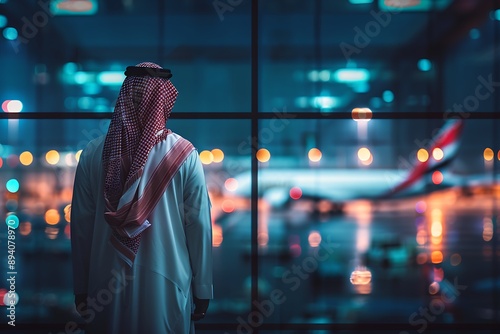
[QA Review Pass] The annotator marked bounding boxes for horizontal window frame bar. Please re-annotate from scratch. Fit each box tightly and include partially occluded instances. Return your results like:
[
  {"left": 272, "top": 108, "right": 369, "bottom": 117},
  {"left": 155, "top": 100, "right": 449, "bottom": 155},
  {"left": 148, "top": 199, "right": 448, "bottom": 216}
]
[{"left": 0, "top": 111, "right": 497, "bottom": 120}]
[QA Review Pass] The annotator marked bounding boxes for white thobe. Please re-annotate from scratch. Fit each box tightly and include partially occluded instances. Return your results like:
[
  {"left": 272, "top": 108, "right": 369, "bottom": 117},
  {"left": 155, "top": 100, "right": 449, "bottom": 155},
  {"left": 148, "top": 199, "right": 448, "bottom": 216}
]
[{"left": 71, "top": 132, "right": 213, "bottom": 334}]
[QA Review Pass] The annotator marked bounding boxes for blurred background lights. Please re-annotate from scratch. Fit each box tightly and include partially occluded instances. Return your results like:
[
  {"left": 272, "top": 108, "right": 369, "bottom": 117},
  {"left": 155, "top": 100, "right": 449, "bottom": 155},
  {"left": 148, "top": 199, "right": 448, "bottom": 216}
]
[
  {"left": 64, "top": 204, "right": 71, "bottom": 222},
  {"left": 318, "top": 70, "right": 330, "bottom": 81},
  {"left": 221, "top": 199, "right": 235, "bottom": 213},
  {"left": 7, "top": 154, "right": 18, "bottom": 168},
  {"left": 19, "top": 222, "right": 32, "bottom": 236},
  {"left": 3, "top": 100, "right": 23, "bottom": 112},
  {"left": 417, "top": 148, "right": 429, "bottom": 162},
  {"left": 0, "top": 15, "right": 7, "bottom": 28},
  {"left": 450, "top": 253, "right": 462, "bottom": 266},
  {"left": 65, "top": 153, "right": 76, "bottom": 166},
  {"left": 2, "top": 27, "right": 18, "bottom": 41},
  {"left": 483, "top": 147, "right": 494, "bottom": 161},
  {"left": 432, "top": 147, "right": 444, "bottom": 161},
  {"left": 308, "top": 148, "right": 322, "bottom": 162},
  {"left": 256, "top": 148, "right": 271, "bottom": 163},
  {"left": 46, "top": 150, "right": 60, "bottom": 165},
  {"left": 75, "top": 150, "right": 82, "bottom": 162},
  {"left": 382, "top": 90, "right": 394, "bottom": 103},
  {"left": 469, "top": 28, "right": 481, "bottom": 40},
  {"left": 357, "top": 147, "right": 371, "bottom": 162},
  {"left": 308, "top": 231, "right": 321, "bottom": 247},
  {"left": 45, "top": 209, "right": 60, "bottom": 225},
  {"left": 431, "top": 250, "right": 443, "bottom": 264},
  {"left": 350, "top": 266, "right": 372, "bottom": 285},
  {"left": 415, "top": 200, "right": 427, "bottom": 214},
  {"left": 312, "top": 96, "right": 338, "bottom": 109},
  {"left": 224, "top": 178, "right": 238, "bottom": 192},
  {"left": 349, "top": 0, "right": 373, "bottom": 4},
  {"left": 211, "top": 149, "right": 224, "bottom": 163},
  {"left": 418, "top": 58, "right": 432, "bottom": 71},
  {"left": 429, "top": 281, "right": 440, "bottom": 295},
  {"left": 63, "top": 62, "right": 79, "bottom": 74},
  {"left": 494, "top": 9, "right": 500, "bottom": 21},
  {"left": 3, "top": 291, "right": 19, "bottom": 307},
  {"left": 1, "top": 100, "right": 9, "bottom": 112},
  {"left": 19, "top": 151, "right": 33, "bottom": 166},
  {"left": 432, "top": 171, "right": 443, "bottom": 185},
  {"left": 199, "top": 150, "right": 214, "bottom": 165},
  {"left": 289, "top": 186, "right": 302, "bottom": 200},
  {"left": 97, "top": 71, "right": 125, "bottom": 85},
  {"left": 352, "top": 107, "right": 372, "bottom": 121},
  {"left": 212, "top": 223, "right": 223, "bottom": 247},
  {"left": 5, "top": 214, "right": 19, "bottom": 229},
  {"left": 333, "top": 68, "right": 370, "bottom": 82},
  {"left": 307, "top": 70, "right": 319, "bottom": 82},
  {"left": 6, "top": 179, "right": 19, "bottom": 193}
]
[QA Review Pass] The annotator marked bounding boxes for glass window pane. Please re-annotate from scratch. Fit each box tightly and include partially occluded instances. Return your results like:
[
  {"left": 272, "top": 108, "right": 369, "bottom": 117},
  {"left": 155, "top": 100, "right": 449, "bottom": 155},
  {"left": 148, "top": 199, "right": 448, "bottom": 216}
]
[
  {"left": 256, "top": 118, "right": 498, "bottom": 325},
  {"left": 0, "top": 119, "right": 250, "bottom": 325}
]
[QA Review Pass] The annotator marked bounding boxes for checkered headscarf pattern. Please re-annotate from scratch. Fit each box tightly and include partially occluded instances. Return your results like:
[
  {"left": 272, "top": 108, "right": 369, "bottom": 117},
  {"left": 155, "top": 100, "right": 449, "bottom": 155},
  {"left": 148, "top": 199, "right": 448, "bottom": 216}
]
[
  {"left": 103, "top": 62, "right": 178, "bottom": 210},
  {"left": 102, "top": 62, "right": 178, "bottom": 257}
]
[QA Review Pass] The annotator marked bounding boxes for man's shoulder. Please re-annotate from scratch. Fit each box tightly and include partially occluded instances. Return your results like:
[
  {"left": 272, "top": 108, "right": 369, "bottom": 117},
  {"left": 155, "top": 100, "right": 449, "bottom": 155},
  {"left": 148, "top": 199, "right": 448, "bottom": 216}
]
[{"left": 79, "top": 135, "right": 105, "bottom": 162}]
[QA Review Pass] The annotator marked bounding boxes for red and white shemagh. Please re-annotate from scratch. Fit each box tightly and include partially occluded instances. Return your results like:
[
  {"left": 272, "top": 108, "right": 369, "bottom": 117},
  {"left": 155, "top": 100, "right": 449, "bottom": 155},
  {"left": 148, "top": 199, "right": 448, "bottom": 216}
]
[{"left": 102, "top": 62, "right": 178, "bottom": 265}]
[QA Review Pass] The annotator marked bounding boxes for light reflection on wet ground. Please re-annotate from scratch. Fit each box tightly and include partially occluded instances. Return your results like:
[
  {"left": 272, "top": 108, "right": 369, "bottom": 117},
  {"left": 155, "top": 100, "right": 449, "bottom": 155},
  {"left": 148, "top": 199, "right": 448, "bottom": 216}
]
[{"left": 1, "top": 187, "right": 499, "bottom": 331}]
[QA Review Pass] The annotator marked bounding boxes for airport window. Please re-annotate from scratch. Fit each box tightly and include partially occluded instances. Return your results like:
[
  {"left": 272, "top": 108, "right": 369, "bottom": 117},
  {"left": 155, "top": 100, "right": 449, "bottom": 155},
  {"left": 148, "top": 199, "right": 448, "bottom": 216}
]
[{"left": 0, "top": 0, "right": 499, "bottom": 333}]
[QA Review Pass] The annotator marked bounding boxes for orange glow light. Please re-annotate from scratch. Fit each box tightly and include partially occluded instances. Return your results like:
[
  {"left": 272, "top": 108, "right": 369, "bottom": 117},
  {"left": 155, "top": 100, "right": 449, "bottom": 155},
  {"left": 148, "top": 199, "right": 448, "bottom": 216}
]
[
  {"left": 256, "top": 149, "right": 271, "bottom": 163},
  {"left": 212, "top": 224, "right": 223, "bottom": 247},
  {"left": 75, "top": 150, "right": 82, "bottom": 162},
  {"left": 308, "top": 148, "right": 322, "bottom": 162},
  {"left": 417, "top": 148, "right": 429, "bottom": 162},
  {"left": 432, "top": 171, "right": 443, "bottom": 185},
  {"left": 211, "top": 149, "right": 224, "bottom": 163},
  {"left": 350, "top": 267, "right": 372, "bottom": 285},
  {"left": 45, "top": 209, "right": 60, "bottom": 225},
  {"left": 351, "top": 108, "right": 372, "bottom": 121},
  {"left": 484, "top": 148, "right": 494, "bottom": 161},
  {"left": 19, "top": 151, "right": 33, "bottom": 166},
  {"left": 199, "top": 150, "right": 214, "bottom": 165},
  {"left": 64, "top": 204, "right": 71, "bottom": 223},
  {"left": 46, "top": 150, "right": 60, "bottom": 165},
  {"left": 431, "top": 250, "right": 443, "bottom": 264}
]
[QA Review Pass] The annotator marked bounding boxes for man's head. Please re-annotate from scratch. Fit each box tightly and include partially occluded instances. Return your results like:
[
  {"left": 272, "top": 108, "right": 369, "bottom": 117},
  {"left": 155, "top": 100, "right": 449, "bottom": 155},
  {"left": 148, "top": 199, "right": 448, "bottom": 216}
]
[{"left": 119, "top": 62, "right": 178, "bottom": 128}]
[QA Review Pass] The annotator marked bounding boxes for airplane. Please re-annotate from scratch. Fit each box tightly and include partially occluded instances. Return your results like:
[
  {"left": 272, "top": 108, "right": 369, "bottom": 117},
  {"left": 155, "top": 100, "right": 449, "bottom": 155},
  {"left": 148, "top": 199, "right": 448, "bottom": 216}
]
[{"left": 223, "top": 119, "right": 466, "bottom": 213}]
